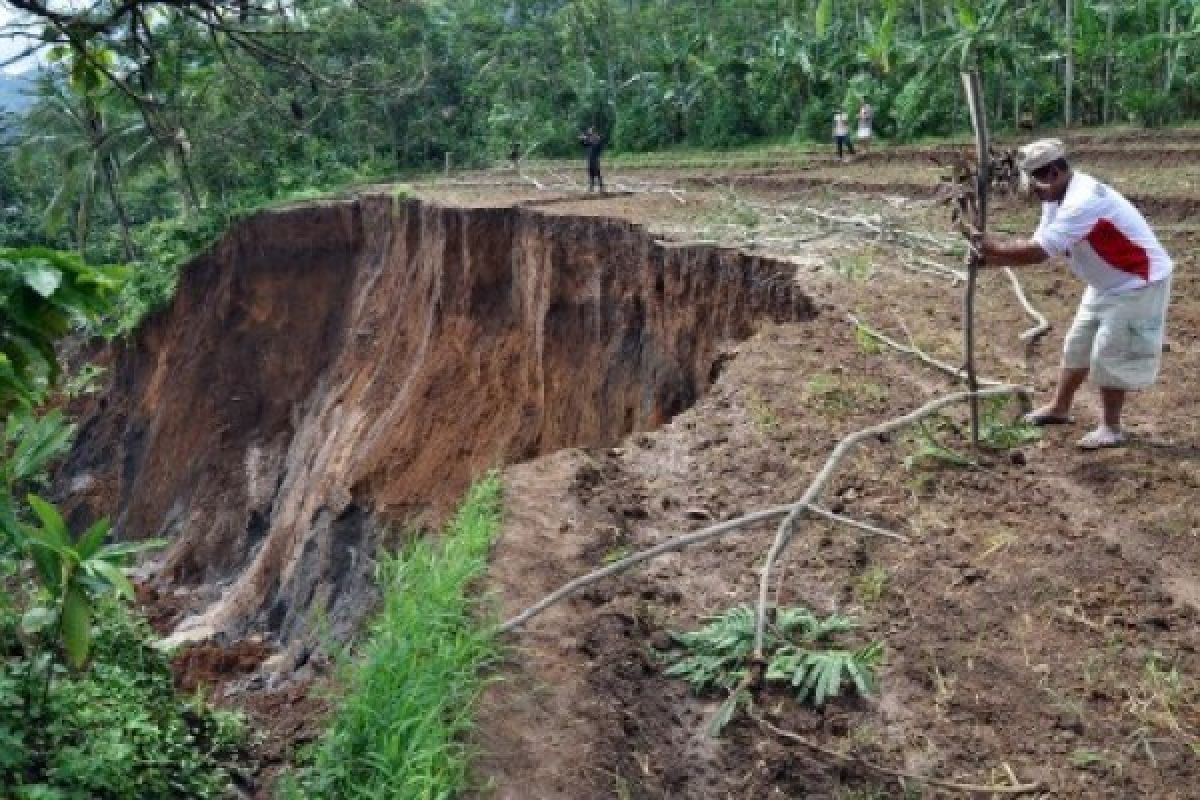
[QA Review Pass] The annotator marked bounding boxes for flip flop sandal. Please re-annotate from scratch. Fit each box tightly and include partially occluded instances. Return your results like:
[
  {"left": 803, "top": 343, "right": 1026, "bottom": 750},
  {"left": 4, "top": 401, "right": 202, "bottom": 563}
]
[
  {"left": 1077, "top": 428, "right": 1126, "bottom": 450},
  {"left": 1023, "top": 409, "right": 1074, "bottom": 426}
]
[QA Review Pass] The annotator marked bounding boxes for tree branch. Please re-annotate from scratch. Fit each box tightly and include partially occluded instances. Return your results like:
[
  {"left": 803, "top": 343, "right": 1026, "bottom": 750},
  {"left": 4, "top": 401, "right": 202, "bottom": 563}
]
[
  {"left": 498, "top": 504, "right": 905, "bottom": 634},
  {"left": 1003, "top": 267, "right": 1051, "bottom": 344},
  {"left": 848, "top": 313, "right": 1006, "bottom": 387},
  {"left": 751, "top": 386, "right": 1029, "bottom": 657}
]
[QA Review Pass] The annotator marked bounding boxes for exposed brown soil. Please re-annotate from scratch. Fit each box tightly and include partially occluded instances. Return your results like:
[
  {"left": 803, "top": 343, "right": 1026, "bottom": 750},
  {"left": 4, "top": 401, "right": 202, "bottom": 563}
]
[
  {"left": 62, "top": 131, "right": 1200, "bottom": 797},
  {"left": 463, "top": 145, "right": 1200, "bottom": 798},
  {"left": 64, "top": 197, "right": 810, "bottom": 656},
  {"left": 695, "top": 165, "right": 1200, "bottom": 225},
  {"left": 171, "top": 638, "right": 272, "bottom": 693}
]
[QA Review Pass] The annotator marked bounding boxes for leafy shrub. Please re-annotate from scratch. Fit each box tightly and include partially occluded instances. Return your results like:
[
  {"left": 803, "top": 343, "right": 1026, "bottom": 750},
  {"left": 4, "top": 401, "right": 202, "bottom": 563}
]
[
  {"left": 0, "top": 247, "right": 126, "bottom": 408},
  {"left": 892, "top": 73, "right": 961, "bottom": 142},
  {"left": 801, "top": 97, "right": 835, "bottom": 142},
  {"left": 659, "top": 605, "right": 883, "bottom": 735},
  {"left": 0, "top": 598, "right": 246, "bottom": 799},
  {"left": 1119, "top": 89, "right": 1175, "bottom": 128}
]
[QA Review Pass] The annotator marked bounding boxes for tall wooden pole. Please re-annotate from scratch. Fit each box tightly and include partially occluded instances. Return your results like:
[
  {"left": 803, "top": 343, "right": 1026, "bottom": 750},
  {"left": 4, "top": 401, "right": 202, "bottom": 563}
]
[
  {"left": 961, "top": 71, "right": 990, "bottom": 448},
  {"left": 1065, "top": 0, "right": 1074, "bottom": 127}
]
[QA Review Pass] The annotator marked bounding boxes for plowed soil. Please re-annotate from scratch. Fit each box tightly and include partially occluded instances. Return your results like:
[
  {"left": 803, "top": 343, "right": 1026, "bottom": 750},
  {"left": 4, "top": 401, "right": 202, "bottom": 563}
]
[{"left": 450, "top": 136, "right": 1200, "bottom": 798}]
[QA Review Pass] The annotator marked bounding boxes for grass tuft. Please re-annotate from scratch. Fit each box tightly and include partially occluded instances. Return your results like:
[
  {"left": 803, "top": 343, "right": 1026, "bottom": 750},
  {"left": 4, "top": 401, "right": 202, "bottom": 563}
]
[{"left": 286, "top": 472, "right": 504, "bottom": 800}]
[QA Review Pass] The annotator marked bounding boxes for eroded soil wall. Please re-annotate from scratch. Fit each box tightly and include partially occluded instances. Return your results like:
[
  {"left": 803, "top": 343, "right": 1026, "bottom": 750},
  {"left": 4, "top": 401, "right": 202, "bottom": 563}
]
[{"left": 65, "top": 194, "right": 813, "bottom": 645}]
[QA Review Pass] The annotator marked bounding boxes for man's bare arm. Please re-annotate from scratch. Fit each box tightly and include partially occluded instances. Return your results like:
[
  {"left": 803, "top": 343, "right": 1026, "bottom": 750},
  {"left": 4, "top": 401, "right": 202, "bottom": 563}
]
[{"left": 976, "top": 235, "right": 1050, "bottom": 267}]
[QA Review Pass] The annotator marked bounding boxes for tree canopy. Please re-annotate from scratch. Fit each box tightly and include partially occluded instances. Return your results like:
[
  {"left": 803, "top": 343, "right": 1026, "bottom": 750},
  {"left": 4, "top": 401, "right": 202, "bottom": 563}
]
[{"left": 3, "top": 0, "right": 1199, "bottom": 287}]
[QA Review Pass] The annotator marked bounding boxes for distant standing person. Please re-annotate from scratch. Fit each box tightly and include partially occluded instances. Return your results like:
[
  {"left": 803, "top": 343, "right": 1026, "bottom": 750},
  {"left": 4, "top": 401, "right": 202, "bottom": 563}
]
[
  {"left": 857, "top": 102, "right": 874, "bottom": 153},
  {"left": 579, "top": 127, "right": 606, "bottom": 192},
  {"left": 833, "top": 110, "right": 854, "bottom": 161},
  {"left": 508, "top": 142, "right": 521, "bottom": 172}
]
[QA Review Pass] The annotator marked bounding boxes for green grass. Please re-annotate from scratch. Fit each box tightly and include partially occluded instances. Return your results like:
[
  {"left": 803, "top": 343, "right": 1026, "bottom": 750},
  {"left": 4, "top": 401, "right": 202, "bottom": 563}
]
[
  {"left": 854, "top": 565, "right": 889, "bottom": 607},
  {"left": 285, "top": 473, "right": 504, "bottom": 800},
  {"left": 0, "top": 597, "right": 246, "bottom": 799}
]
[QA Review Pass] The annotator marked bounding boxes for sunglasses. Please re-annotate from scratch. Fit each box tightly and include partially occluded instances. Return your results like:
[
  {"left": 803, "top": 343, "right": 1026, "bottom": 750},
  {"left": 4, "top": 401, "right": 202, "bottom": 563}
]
[{"left": 1027, "top": 164, "right": 1059, "bottom": 187}]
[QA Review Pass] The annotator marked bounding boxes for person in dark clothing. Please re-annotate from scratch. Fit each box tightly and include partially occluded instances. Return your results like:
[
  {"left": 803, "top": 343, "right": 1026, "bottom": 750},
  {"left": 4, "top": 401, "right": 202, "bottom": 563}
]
[
  {"left": 578, "top": 127, "right": 606, "bottom": 191},
  {"left": 508, "top": 142, "right": 521, "bottom": 171}
]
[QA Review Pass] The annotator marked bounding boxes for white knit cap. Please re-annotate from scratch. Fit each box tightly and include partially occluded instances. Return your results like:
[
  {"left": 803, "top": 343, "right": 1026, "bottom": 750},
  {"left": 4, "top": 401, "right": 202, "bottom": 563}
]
[{"left": 1016, "top": 138, "right": 1067, "bottom": 173}]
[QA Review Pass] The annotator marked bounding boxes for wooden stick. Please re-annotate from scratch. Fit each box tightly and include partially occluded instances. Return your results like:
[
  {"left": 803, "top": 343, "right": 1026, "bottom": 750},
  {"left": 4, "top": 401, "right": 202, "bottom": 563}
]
[
  {"left": 498, "top": 504, "right": 904, "bottom": 634},
  {"left": 961, "top": 70, "right": 991, "bottom": 448}
]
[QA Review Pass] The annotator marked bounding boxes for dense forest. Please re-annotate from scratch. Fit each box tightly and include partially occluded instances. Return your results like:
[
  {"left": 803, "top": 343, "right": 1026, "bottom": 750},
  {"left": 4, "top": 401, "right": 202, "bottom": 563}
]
[{"left": 1, "top": 0, "right": 1199, "bottom": 283}]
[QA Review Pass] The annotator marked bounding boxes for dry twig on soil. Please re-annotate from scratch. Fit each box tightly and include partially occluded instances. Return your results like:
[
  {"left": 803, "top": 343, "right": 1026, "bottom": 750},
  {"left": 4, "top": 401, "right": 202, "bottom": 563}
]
[
  {"left": 751, "top": 711, "right": 1044, "bottom": 796},
  {"left": 912, "top": 254, "right": 968, "bottom": 282},
  {"left": 786, "top": 204, "right": 961, "bottom": 254},
  {"left": 848, "top": 314, "right": 1006, "bottom": 387}
]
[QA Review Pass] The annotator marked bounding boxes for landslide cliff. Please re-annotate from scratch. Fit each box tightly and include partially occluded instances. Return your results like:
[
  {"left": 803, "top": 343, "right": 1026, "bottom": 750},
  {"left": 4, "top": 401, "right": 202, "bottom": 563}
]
[{"left": 64, "top": 193, "right": 814, "bottom": 648}]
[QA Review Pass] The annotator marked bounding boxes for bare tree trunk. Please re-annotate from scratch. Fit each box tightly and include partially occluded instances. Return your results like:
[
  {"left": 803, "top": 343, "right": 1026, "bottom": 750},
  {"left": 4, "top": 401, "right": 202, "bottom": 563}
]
[
  {"left": 1103, "top": 1, "right": 1115, "bottom": 124},
  {"left": 918, "top": 0, "right": 927, "bottom": 36},
  {"left": 101, "top": 155, "right": 135, "bottom": 261},
  {"left": 1064, "top": 0, "right": 1074, "bottom": 128},
  {"left": 173, "top": 145, "right": 199, "bottom": 218},
  {"left": 1159, "top": 0, "right": 1169, "bottom": 89},
  {"left": 76, "top": 171, "right": 95, "bottom": 261},
  {"left": 1164, "top": 6, "right": 1177, "bottom": 94},
  {"left": 995, "top": 76, "right": 1004, "bottom": 127}
]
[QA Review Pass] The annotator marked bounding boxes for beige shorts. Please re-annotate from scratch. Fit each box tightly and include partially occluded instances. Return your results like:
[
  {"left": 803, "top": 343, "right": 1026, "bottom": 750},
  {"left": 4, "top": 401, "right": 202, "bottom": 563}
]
[{"left": 1062, "top": 277, "right": 1171, "bottom": 390}]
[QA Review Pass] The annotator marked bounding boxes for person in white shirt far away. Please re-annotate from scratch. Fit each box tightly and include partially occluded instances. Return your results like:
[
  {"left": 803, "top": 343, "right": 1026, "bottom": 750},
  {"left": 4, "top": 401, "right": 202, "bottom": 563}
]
[
  {"left": 833, "top": 111, "right": 854, "bottom": 161},
  {"left": 856, "top": 102, "right": 873, "bottom": 153},
  {"left": 963, "top": 138, "right": 1173, "bottom": 450}
]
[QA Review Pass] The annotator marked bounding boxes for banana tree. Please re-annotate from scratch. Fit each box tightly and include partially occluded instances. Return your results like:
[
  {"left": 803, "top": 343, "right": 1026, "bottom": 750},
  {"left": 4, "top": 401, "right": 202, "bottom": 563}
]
[
  {"left": 929, "top": 0, "right": 1042, "bottom": 128},
  {"left": 748, "top": 21, "right": 832, "bottom": 131},
  {"left": 857, "top": 0, "right": 899, "bottom": 77},
  {"left": 21, "top": 60, "right": 153, "bottom": 260}
]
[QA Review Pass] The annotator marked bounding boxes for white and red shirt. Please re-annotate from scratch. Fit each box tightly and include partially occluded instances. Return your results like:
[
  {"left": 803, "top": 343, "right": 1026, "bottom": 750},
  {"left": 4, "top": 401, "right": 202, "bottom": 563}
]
[{"left": 1033, "top": 171, "right": 1172, "bottom": 298}]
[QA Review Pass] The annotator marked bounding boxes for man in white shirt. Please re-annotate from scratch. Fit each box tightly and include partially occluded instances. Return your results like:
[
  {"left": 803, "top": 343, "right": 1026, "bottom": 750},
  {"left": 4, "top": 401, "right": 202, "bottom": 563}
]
[
  {"left": 967, "top": 138, "right": 1173, "bottom": 449},
  {"left": 833, "top": 111, "right": 854, "bottom": 161},
  {"left": 856, "top": 102, "right": 874, "bottom": 153}
]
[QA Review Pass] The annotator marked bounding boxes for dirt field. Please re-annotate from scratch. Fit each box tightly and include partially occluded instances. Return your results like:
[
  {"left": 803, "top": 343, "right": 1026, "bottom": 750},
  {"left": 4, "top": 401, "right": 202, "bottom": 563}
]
[
  {"left": 101, "top": 128, "right": 1200, "bottom": 798},
  {"left": 438, "top": 133, "right": 1200, "bottom": 799}
]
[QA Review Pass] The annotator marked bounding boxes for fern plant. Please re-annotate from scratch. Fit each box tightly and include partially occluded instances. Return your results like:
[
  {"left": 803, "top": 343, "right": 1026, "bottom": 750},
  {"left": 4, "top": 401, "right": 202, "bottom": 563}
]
[
  {"left": 766, "top": 642, "right": 883, "bottom": 707},
  {"left": 903, "top": 417, "right": 976, "bottom": 470},
  {"left": 659, "top": 605, "right": 883, "bottom": 735},
  {"left": 662, "top": 605, "right": 758, "bottom": 691},
  {"left": 904, "top": 398, "right": 1040, "bottom": 470},
  {"left": 977, "top": 396, "right": 1041, "bottom": 449}
]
